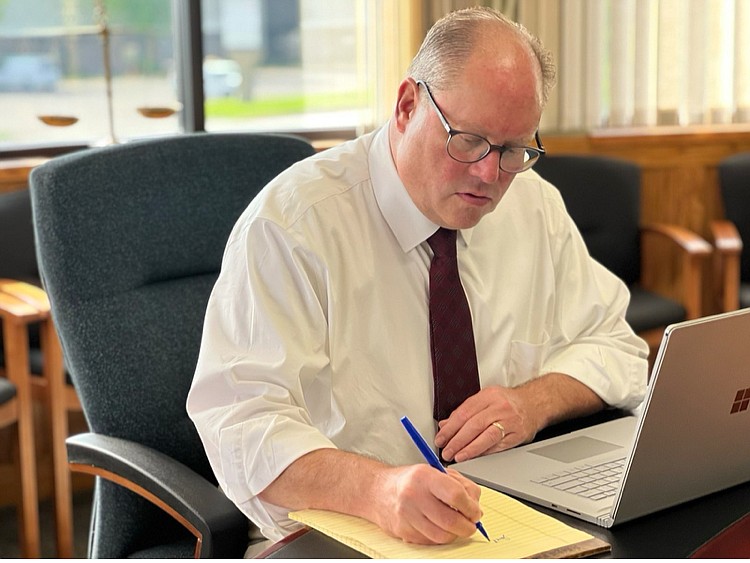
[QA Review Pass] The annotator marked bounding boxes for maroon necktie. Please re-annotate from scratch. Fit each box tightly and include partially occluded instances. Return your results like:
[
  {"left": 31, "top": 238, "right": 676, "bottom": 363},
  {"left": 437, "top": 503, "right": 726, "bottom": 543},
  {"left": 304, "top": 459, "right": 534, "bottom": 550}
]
[{"left": 427, "top": 228, "right": 480, "bottom": 421}]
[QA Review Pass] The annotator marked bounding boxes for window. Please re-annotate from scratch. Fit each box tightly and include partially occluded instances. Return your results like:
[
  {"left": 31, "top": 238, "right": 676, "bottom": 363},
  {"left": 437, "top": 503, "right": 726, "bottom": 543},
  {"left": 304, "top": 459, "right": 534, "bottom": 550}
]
[
  {"left": 0, "top": 0, "right": 179, "bottom": 149},
  {"left": 199, "top": 0, "right": 370, "bottom": 136},
  {"left": 3, "top": 0, "right": 746, "bottom": 155},
  {"left": 0, "top": 0, "right": 408, "bottom": 152}
]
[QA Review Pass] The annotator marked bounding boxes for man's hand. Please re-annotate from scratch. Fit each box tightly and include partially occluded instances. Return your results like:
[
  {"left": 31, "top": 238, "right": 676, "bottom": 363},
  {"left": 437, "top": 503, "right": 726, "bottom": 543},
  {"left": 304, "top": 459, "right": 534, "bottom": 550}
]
[
  {"left": 435, "top": 373, "right": 605, "bottom": 463},
  {"left": 259, "top": 448, "right": 484, "bottom": 545},
  {"left": 372, "top": 464, "right": 483, "bottom": 544},
  {"left": 435, "top": 385, "right": 539, "bottom": 462}
]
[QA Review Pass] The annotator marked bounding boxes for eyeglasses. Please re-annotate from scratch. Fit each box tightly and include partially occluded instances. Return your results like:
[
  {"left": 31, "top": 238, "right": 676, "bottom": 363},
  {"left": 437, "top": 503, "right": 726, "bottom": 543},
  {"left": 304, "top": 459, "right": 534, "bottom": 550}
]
[{"left": 416, "top": 80, "right": 545, "bottom": 173}]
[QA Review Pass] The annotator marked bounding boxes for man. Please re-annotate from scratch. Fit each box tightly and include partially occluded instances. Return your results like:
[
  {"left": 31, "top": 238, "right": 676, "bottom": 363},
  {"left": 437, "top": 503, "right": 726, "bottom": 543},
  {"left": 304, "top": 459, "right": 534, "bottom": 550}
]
[{"left": 187, "top": 6, "right": 648, "bottom": 549}]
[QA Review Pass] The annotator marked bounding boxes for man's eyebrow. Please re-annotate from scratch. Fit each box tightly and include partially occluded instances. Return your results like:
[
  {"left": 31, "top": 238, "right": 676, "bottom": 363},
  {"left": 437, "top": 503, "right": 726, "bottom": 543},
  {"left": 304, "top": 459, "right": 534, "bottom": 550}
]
[
  {"left": 444, "top": 105, "right": 536, "bottom": 146},
  {"left": 484, "top": 129, "right": 536, "bottom": 147}
]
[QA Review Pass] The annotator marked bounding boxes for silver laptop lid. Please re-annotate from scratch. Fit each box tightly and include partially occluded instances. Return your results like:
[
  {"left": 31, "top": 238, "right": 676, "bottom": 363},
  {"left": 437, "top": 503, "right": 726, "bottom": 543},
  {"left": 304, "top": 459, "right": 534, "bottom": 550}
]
[{"left": 613, "top": 308, "right": 750, "bottom": 523}]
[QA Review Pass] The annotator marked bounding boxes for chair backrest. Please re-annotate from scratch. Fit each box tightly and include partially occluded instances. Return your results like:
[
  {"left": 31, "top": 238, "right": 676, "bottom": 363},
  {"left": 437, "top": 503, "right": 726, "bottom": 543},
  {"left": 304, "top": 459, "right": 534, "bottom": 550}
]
[
  {"left": 718, "top": 152, "right": 750, "bottom": 283},
  {"left": 29, "top": 132, "right": 315, "bottom": 556},
  {"left": 533, "top": 154, "right": 642, "bottom": 286},
  {"left": 0, "top": 189, "right": 39, "bottom": 285}
]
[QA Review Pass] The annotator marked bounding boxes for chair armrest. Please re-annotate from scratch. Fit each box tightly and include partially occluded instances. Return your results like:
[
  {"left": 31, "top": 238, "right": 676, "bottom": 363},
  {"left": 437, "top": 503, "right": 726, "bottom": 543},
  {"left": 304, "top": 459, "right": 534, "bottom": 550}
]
[
  {"left": 641, "top": 223, "right": 713, "bottom": 255},
  {"left": 0, "top": 279, "right": 49, "bottom": 324},
  {"left": 640, "top": 223, "right": 712, "bottom": 320},
  {"left": 709, "top": 220, "right": 743, "bottom": 312},
  {"left": 0, "top": 281, "right": 48, "bottom": 391},
  {"left": 0, "top": 277, "right": 67, "bottom": 399},
  {"left": 67, "top": 432, "right": 249, "bottom": 558},
  {"left": 710, "top": 220, "right": 743, "bottom": 255}
]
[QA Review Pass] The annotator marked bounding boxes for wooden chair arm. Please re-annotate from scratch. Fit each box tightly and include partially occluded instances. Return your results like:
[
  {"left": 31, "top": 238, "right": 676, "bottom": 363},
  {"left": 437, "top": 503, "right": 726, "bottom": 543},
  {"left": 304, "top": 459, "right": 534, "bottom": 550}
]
[
  {"left": 68, "top": 433, "right": 249, "bottom": 558},
  {"left": 0, "top": 279, "right": 50, "bottom": 328},
  {"left": 0, "top": 279, "right": 64, "bottom": 396},
  {"left": 0, "top": 280, "right": 53, "bottom": 389},
  {"left": 710, "top": 220, "right": 742, "bottom": 254},
  {"left": 709, "top": 220, "right": 742, "bottom": 312},
  {"left": 640, "top": 223, "right": 712, "bottom": 320},
  {"left": 641, "top": 223, "right": 713, "bottom": 256}
]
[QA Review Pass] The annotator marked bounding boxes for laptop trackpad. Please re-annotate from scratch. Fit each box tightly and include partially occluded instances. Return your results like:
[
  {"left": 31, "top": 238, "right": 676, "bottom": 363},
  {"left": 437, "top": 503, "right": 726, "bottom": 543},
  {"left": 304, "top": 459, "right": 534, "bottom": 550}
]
[{"left": 529, "top": 436, "right": 621, "bottom": 463}]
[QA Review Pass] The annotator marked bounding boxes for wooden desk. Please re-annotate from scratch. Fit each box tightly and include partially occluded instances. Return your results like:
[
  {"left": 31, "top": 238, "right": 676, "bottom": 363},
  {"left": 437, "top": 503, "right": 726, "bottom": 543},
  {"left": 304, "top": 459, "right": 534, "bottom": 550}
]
[
  {"left": 262, "top": 410, "right": 750, "bottom": 559},
  {"left": 263, "top": 482, "right": 750, "bottom": 558}
]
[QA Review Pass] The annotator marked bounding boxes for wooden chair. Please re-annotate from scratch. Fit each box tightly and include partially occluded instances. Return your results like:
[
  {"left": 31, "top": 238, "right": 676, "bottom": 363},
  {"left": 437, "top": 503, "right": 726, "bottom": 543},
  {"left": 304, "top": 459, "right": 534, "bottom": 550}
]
[
  {"left": 534, "top": 155, "right": 712, "bottom": 360},
  {"left": 0, "top": 284, "right": 41, "bottom": 558},
  {"left": 711, "top": 152, "right": 750, "bottom": 312},
  {"left": 0, "top": 188, "right": 78, "bottom": 558}
]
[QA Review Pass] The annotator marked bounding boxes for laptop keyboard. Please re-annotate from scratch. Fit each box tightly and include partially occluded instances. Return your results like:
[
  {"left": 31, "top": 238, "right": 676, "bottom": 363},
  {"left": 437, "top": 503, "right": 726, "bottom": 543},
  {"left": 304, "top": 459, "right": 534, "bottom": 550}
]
[{"left": 532, "top": 458, "right": 626, "bottom": 501}]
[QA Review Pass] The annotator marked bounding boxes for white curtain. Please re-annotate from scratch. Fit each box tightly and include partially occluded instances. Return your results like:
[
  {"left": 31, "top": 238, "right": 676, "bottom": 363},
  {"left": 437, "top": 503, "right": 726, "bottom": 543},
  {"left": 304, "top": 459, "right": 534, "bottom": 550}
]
[
  {"left": 517, "top": 0, "right": 750, "bottom": 132},
  {"left": 371, "top": 0, "right": 750, "bottom": 133}
]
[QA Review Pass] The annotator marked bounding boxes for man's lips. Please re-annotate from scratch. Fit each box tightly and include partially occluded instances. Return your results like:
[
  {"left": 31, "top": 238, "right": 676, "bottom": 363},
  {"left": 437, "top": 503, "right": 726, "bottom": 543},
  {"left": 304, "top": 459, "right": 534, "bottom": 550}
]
[{"left": 457, "top": 192, "right": 492, "bottom": 205}]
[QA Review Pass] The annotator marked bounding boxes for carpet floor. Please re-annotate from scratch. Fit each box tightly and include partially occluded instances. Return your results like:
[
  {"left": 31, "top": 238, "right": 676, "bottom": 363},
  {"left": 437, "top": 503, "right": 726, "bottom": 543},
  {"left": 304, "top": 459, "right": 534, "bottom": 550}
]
[{"left": 0, "top": 490, "right": 92, "bottom": 558}]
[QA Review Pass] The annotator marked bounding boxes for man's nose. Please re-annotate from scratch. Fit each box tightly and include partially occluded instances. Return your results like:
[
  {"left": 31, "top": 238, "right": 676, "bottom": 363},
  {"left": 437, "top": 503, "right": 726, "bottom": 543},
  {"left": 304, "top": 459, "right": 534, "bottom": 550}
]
[{"left": 468, "top": 150, "right": 502, "bottom": 183}]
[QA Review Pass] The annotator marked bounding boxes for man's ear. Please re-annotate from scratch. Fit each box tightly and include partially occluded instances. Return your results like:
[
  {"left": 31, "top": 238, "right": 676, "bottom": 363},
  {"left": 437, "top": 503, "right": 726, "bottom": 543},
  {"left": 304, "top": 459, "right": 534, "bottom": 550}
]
[{"left": 393, "top": 78, "right": 420, "bottom": 133}]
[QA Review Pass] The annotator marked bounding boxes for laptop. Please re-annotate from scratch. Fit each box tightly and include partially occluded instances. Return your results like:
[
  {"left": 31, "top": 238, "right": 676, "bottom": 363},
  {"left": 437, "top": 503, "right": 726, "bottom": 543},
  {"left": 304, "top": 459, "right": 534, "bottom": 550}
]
[{"left": 454, "top": 308, "right": 750, "bottom": 528}]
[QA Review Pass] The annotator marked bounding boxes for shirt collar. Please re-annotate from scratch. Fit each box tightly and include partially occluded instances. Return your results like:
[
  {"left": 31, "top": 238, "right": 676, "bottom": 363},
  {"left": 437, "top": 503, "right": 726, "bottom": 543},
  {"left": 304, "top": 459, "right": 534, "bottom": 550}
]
[{"left": 370, "top": 124, "right": 474, "bottom": 253}]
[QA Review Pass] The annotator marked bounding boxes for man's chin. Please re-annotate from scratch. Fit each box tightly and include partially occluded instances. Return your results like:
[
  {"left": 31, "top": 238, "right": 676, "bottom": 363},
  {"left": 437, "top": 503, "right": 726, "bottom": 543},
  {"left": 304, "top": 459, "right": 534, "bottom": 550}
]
[{"left": 449, "top": 201, "right": 499, "bottom": 229}]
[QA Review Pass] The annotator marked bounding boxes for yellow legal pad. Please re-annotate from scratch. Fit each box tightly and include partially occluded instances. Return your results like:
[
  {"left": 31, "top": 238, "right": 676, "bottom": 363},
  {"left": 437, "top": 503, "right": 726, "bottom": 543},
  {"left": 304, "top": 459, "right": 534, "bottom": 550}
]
[{"left": 289, "top": 485, "right": 610, "bottom": 558}]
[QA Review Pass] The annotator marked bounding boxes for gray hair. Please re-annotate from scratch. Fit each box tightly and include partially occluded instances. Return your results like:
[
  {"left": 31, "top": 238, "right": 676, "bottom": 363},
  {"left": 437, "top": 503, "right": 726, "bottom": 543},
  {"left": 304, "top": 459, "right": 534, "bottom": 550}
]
[{"left": 407, "top": 6, "right": 556, "bottom": 106}]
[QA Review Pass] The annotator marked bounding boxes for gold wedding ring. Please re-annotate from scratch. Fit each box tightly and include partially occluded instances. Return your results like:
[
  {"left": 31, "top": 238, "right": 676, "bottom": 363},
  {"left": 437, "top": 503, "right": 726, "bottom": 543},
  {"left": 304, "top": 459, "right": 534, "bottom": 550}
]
[{"left": 492, "top": 421, "right": 506, "bottom": 441}]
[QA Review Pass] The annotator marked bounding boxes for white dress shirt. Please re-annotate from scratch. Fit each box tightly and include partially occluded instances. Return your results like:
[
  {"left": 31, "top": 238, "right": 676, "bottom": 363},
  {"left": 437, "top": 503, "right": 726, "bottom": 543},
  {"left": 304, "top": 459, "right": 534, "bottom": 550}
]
[{"left": 187, "top": 125, "right": 649, "bottom": 541}]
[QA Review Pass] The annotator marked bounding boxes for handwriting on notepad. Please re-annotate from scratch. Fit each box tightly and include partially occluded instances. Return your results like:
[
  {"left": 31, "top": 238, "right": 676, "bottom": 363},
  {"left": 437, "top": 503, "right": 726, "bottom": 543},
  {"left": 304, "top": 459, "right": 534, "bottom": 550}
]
[{"left": 289, "top": 484, "right": 609, "bottom": 559}]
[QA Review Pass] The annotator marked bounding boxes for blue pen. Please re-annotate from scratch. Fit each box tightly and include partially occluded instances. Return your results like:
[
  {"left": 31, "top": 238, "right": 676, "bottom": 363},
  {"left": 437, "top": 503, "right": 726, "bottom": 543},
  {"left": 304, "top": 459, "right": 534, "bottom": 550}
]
[{"left": 400, "top": 415, "right": 490, "bottom": 541}]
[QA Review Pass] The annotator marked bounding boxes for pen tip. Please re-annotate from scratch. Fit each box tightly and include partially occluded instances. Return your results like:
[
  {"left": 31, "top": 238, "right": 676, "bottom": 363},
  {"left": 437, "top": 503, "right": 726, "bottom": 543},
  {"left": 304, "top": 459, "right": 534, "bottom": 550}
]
[{"left": 477, "top": 522, "right": 490, "bottom": 541}]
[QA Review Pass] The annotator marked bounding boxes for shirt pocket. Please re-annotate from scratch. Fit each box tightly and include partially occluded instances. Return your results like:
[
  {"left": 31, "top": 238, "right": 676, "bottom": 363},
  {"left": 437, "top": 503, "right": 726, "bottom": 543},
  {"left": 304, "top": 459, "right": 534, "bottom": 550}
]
[{"left": 507, "top": 334, "right": 550, "bottom": 388}]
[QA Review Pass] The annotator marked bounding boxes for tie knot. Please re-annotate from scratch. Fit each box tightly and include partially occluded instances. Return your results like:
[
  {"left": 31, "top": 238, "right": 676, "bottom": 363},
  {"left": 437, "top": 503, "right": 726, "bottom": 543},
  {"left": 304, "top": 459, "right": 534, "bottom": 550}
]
[{"left": 428, "top": 228, "right": 458, "bottom": 259}]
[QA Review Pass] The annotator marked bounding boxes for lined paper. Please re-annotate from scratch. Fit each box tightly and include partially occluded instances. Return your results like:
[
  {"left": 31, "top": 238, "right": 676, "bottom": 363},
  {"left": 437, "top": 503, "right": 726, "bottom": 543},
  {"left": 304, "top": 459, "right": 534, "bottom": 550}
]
[{"left": 289, "top": 485, "right": 609, "bottom": 558}]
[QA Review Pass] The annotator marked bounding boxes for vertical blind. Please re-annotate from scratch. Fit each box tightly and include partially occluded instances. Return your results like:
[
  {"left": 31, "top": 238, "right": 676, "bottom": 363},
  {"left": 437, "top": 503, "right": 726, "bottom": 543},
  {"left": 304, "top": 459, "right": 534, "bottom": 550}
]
[{"left": 516, "top": 0, "right": 750, "bottom": 133}]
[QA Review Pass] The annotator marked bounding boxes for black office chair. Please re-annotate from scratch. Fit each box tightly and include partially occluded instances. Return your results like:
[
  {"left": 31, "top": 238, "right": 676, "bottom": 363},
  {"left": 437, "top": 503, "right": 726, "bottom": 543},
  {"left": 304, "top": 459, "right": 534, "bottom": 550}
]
[
  {"left": 711, "top": 152, "right": 750, "bottom": 312},
  {"left": 29, "top": 132, "right": 316, "bottom": 558},
  {"left": 534, "top": 155, "right": 711, "bottom": 357}
]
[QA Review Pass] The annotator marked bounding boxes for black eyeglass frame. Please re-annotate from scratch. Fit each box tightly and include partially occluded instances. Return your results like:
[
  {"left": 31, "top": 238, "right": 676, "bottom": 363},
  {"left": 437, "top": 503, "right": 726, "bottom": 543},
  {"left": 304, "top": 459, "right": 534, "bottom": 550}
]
[{"left": 416, "top": 80, "right": 545, "bottom": 173}]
